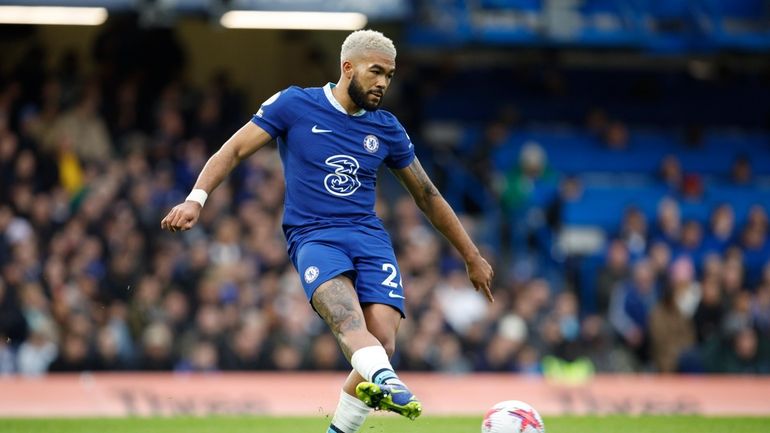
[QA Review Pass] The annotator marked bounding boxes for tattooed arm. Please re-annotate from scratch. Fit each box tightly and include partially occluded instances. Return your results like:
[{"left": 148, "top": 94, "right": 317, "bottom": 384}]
[{"left": 391, "top": 158, "right": 495, "bottom": 302}]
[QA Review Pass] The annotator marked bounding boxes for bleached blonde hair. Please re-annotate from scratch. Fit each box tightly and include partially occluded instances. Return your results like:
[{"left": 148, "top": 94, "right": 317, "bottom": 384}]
[{"left": 340, "top": 29, "right": 396, "bottom": 63}]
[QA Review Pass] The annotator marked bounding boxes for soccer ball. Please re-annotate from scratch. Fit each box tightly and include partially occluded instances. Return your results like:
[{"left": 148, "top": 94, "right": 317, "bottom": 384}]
[{"left": 481, "top": 400, "right": 545, "bottom": 433}]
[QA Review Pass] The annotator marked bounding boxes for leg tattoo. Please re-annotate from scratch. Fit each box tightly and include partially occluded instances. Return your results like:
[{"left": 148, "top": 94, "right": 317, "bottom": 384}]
[{"left": 313, "top": 278, "right": 366, "bottom": 359}]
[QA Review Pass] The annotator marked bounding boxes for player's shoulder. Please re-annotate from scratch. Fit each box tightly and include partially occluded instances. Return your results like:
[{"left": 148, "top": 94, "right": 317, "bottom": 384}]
[
  {"left": 277, "top": 85, "right": 318, "bottom": 102},
  {"left": 370, "top": 108, "right": 403, "bottom": 129},
  {"left": 259, "top": 85, "right": 324, "bottom": 117}
]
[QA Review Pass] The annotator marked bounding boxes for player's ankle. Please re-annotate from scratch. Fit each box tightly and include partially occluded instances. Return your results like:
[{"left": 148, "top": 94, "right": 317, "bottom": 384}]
[
  {"left": 382, "top": 377, "right": 404, "bottom": 386},
  {"left": 350, "top": 345, "right": 399, "bottom": 385}
]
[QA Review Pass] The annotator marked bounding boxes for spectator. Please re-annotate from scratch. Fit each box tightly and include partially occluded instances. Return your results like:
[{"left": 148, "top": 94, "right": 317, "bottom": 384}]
[
  {"left": 609, "top": 260, "right": 658, "bottom": 360},
  {"left": 16, "top": 322, "right": 58, "bottom": 376},
  {"left": 576, "top": 315, "right": 634, "bottom": 373},
  {"left": 433, "top": 334, "right": 473, "bottom": 373},
  {"left": 476, "top": 333, "right": 518, "bottom": 372},
  {"left": 740, "top": 206, "right": 770, "bottom": 287},
  {"left": 710, "top": 327, "right": 770, "bottom": 374},
  {"left": 752, "top": 281, "right": 770, "bottom": 335},
  {"left": 596, "top": 240, "right": 630, "bottom": 315},
  {"left": 49, "top": 333, "right": 94, "bottom": 372},
  {"left": 602, "top": 121, "right": 629, "bottom": 150},
  {"left": 93, "top": 326, "right": 131, "bottom": 371},
  {"left": 500, "top": 142, "right": 560, "bottom": 253},
  {"left": 648, "top": 241, "right": 672, "bottom": 288},
  {"left": 648, "top": 283, "right": 696, "bottom": 373},
  {"left": 618, "top": 207, "right": 648, "bottom": 258},
  {"left": 694, "top": 277, "right": 725, "bottom": 344},
  {"left": 721, "top": 254, "right": 746, "bottom": 298},
  {"left": 730, "top": 154, "right": 752, "bottom": 185},
  {"left": 176, "top": 339, "right": 219, "bottom": 372},
  {"left": 221, "top": 319, "right": 267, "bottom": 370},
  {"left": 435, "top": 269, "right": 489, "bottom": 335},
  {"left": 669, "top": 256, "right": 702, "bottom": 318},
  {"left": 675, "top": 220, "right": 705, "bottom": 266},
  {"left": 658, "top": 155, "right": 683, "bottom": 192},
  {"left": 138, "top": 322, "right": 174, "bottom": 371},
  {"left": 306, "top": 332, "right": 346, "bottom": 371},
  {"left": 0, "top": 273, "right": 28, "bottom": 347},
  {"left": 703, "top": 204, "right": 735, "bottom": 255},
  {"left": 653, "top": 198, "right": 682, "bottom": 247},
  {"left": 44, "top": 85, "right": 113, "bottom": 164},
  {"left": 722, "top": 292, "right": 753, "bottom": 337}
]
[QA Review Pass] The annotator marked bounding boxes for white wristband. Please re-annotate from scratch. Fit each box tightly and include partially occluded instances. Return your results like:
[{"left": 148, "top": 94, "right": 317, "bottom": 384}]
[{"left": 186, "top": 189, "right": 208, "bottom": 207}]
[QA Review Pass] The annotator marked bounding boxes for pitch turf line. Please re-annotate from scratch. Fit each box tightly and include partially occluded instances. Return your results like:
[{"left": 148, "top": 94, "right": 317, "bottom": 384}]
[{"left": 1, "top": 416, "right": 769, "bottom": 433}]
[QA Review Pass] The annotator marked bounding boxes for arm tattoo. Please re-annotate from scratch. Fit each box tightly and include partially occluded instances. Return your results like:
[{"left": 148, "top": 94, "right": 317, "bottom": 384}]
[
  {"left": 311, "top": 278, "right": 364, "bottom": 359},
  {"left": 404, "top": 159, "right": 439, "bottom": 208}
]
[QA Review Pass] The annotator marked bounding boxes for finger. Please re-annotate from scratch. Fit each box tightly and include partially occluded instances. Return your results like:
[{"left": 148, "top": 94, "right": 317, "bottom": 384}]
[
  {"left": 473, "top": 280, "right": 494, "bottom": 303},
  {"left": 161, "top": 213, "right": 172, "bottom": 230},
  {"left": 182, "top": 218, "right": 195, "bottom": 230},
  {"left": 484, "top": 284, "right": 495, "bottom": 303},
  {"left": 170, "top": 212, "right": 187, "bottom": 230},
  {"left": 162, "top": 208, "right": 179, "bottom": 229}
]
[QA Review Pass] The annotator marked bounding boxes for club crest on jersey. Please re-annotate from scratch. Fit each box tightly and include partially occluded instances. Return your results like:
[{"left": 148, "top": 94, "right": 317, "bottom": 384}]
[
  {"left": 304, "top": 266, "right": 319, "bottom": 284},
  {"left": 363, "top": 135, "right": 379, "bottom": 153}
]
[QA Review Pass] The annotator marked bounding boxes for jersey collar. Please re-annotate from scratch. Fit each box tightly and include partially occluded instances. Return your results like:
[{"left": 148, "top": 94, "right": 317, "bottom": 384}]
[{"left": 324, "top": 83, "right": 366, "bottom": 117}]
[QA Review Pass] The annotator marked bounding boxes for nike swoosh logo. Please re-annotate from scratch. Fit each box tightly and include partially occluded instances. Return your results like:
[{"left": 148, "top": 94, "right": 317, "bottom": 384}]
[
  {"left": 388, "top": 290, "right": 405, "bottom": 299},
  {"left": 312, "top": 125, "right": 332, "bottom": 133},
  {"left": 390, "top": 388, "right": 406, "bottom": 394}
]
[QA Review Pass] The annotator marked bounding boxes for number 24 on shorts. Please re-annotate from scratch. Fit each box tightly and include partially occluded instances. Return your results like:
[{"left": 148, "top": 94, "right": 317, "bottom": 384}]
[{"left": 381, "top": 263, "right": 405, "bottom": 299}]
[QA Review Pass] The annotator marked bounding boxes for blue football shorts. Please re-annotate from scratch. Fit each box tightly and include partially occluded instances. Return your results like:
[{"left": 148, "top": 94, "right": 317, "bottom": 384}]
[{"left": 289, "top": 226, "right": 406, "bottom": 318}]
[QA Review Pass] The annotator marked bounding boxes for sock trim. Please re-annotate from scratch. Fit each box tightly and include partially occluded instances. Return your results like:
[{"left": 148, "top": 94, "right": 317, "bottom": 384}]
[
  {"left": 371, "top": 368, "right": 397, "bottom": 385},
  {"left": 328, "top": 424, "right": 345, "bottom": 433}
]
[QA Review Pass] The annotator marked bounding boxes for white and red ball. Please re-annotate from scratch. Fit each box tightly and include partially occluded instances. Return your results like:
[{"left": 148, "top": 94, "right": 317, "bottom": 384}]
[{"left": 481, "top": 400, "right": 545, "bottom": 433}]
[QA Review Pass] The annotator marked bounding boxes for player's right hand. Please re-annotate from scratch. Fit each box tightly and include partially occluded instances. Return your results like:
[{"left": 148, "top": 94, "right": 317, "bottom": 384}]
[{"left": 160, "top": 201, "right": 202, "bottom": 232}]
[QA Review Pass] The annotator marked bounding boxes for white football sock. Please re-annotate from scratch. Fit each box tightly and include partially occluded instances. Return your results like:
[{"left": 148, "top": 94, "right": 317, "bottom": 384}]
[
  {"left": 350, "top": 345, "right": 400, "bottom": 385},
  {"left": 327, "top": 389, "right": 371, "bottom": 433}
]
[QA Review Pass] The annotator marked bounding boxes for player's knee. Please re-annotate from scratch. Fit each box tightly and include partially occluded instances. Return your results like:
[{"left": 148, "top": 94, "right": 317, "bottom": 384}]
[
  {"left": 370, "top": 333, "right": 396, "bottom": 358},
  {"left": 381, "top": 340, "right": 396, "bottom": 358}
]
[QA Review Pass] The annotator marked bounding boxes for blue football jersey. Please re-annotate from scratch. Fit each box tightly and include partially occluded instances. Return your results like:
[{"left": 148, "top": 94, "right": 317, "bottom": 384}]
[{"left": 250, "top": 83, "right": 415, "bottom": 244}]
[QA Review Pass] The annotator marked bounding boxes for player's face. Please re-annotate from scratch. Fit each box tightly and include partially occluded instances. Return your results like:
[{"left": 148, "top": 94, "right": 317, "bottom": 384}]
[{"left": 348, "top": 51, "right": 395, "bottom": 111}]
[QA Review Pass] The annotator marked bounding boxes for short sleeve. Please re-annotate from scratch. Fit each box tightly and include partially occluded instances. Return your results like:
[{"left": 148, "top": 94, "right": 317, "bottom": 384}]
[
  {"left": 250, "top": 87, "right": 298, "bottom": 138},
  {"left": 385, "top": 119, "right": 415, "bottom": 170}
]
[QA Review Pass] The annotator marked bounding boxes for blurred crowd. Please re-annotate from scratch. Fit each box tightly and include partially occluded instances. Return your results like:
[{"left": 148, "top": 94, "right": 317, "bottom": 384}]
[{"left": 1, "top": 30, "right": 769, "bottom": 378}]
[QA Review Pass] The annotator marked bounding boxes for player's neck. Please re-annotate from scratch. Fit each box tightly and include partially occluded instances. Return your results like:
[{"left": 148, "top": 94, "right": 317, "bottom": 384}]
[{"left": 331, "top": 82, "right": 363, "bottom": 115}]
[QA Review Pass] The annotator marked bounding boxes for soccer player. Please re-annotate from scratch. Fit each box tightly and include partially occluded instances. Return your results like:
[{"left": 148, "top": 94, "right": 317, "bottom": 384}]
[{"left": 161, "top": 30, "right": 494, "bottom": 431}]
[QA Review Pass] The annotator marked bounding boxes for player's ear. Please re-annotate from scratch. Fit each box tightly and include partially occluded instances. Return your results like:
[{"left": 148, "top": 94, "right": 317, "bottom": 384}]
[{"left": 342, "top": 60, "right": 354, "bottom": 79}]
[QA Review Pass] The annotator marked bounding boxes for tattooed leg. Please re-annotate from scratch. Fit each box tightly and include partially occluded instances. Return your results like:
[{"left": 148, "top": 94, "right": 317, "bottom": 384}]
[{"left": 311, "top": 275, "right": 381, "bottom": 361}]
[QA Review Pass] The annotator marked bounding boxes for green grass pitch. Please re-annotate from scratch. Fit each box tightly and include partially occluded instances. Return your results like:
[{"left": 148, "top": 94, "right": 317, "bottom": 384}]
[{"left": 2, "top": 416, "right": 769, "bottom": 433}]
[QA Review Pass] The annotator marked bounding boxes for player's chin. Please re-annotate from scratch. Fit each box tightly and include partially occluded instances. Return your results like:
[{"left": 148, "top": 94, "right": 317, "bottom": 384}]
[{"left": 364, "top": 96, "right": 382, "bottom": 111}]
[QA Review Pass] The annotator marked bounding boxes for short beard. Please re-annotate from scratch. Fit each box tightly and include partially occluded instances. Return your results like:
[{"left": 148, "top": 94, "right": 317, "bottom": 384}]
[{"left": 348, "top": 74, "right": 381, "bottom": 112}]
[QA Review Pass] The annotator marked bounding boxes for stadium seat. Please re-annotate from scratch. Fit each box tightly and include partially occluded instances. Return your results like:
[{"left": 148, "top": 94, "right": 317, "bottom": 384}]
[{"left": 704, "top": 0, "right": 770, "bottom": 50}]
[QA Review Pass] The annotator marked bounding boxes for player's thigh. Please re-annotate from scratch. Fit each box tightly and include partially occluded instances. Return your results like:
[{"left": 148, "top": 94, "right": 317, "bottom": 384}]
[
  {"left": 295, "top": 241, "right": 356, "bottom": 300},
  {"left": 354, "top": 245, "right": 406, "bottom": 319},
  {"left": 311, "top": 275, "right": 368, "bottom": 335},
  {"left": 362, "top": 303, "right": 401, "bottom": 357}
]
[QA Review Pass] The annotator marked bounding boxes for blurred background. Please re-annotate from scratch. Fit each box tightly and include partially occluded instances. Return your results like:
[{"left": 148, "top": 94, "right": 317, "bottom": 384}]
[{"left": 1, "top": 0, "right": 769, "bottom": 381}]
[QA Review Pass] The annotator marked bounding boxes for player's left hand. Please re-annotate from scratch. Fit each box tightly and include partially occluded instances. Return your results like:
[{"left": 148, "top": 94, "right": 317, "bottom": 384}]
[{"left": 466, "top": 253, "right": 494, "bottom": 303}]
